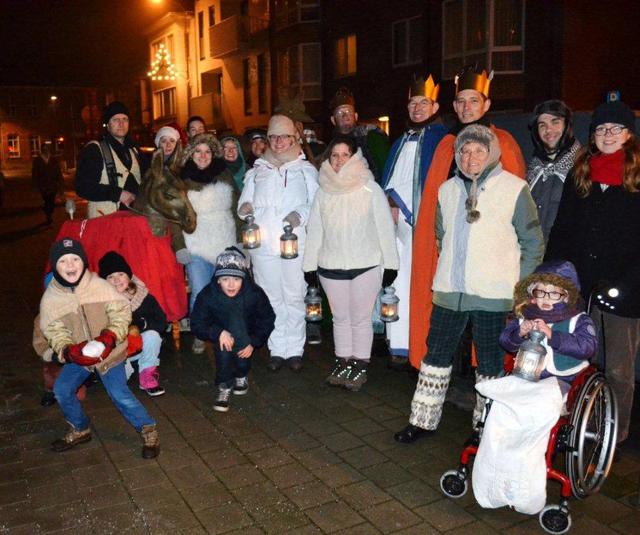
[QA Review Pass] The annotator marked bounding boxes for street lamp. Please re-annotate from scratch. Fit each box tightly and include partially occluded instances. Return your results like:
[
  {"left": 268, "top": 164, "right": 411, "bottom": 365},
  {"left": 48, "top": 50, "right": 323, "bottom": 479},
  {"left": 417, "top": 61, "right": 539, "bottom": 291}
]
[{"left": 50, "top": 95, "right": 58, "bottom": 101}]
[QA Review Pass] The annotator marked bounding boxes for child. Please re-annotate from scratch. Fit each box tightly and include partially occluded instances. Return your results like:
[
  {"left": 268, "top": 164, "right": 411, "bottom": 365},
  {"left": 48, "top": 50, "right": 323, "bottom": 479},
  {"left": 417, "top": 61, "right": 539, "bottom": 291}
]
[
  {"left": 191, "top": 247, "right": 275, "bottom": 412},
  {"left": 38, "top": 238, "right": 160, "bottom": 458},
  {"left": 99, "top": 251, "right": 167, "bottom": 396}
]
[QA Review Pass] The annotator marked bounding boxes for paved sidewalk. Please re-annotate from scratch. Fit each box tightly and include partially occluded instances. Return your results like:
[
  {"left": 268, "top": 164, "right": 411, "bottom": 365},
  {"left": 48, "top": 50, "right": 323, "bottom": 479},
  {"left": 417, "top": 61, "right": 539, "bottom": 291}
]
[{"left": 1, "top": 179, "right": 640, "bottom": 534}]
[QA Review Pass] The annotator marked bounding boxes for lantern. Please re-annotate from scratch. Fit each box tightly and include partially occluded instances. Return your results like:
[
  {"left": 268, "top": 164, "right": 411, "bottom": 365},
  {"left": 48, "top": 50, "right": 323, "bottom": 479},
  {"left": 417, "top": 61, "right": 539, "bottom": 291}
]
[
  {"left": 512, "top": 329, "right": 547, "bottom": 382},
  {"left": 242, "top": 215, "right": 261, "bottom": 249},
  {"left": 65, "top": 198, "right": 76, "bottom": 220},
  {"left": 280, "top": 224, "right": 298, "bottom": 259},
  {"left": 380, "top": 286, "right": 400, "bottom": 322},
  {"left": 304, "top": 286, "right": 323, "bottom": 322}
]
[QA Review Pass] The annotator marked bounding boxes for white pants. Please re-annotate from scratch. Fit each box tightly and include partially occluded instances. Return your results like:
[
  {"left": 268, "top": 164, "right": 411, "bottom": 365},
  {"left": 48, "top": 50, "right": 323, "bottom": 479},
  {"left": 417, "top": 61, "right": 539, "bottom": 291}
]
[{"left": 251, "top": 253, "right": 306, "bottom": 358}]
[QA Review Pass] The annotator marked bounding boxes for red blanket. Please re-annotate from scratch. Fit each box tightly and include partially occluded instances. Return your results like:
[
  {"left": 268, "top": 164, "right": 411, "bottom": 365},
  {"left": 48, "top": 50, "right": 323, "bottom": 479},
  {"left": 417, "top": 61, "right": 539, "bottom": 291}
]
[{"left": 51, "top": 212, "right": 187, "bottom": 321}]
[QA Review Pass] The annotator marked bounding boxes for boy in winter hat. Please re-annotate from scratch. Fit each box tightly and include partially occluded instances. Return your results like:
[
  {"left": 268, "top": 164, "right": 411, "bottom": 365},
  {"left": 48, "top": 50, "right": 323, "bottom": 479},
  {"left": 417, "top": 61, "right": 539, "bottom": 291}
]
[{"left": 191, "top": 247, "right": 275, "bottom": 412}]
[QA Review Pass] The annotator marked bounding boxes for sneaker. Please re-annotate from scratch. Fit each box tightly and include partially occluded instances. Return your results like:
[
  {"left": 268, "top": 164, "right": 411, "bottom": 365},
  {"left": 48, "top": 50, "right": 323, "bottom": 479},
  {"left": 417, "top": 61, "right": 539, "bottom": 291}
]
[
  {"left": 51, "top": 426, "right": 91, "bottom": 452},
  {"left": 233, "top": 377, "right": 249, "bottom": 395},
  {"left": 287, "top": 356, "right": 303, "bottom": 372},
  {"left": 326, "top": 358, "right": 350, "bottom": 386},
  {"left": 306, "top": 323, "right": 322, "bottom": 345},
  {"left": 267, "top": 356, "right": 285, "bottom": 372},
  {"left": 192, "top": 338, "right": 206, "bottom": 354},
  {"left": 214, "top": 386, "right": 232, "bottom": 412},
  {"left": 140, "top": 385, "right": 166, "bottom": 397},
  {"left": 344, "top": 360, "right": 368, "bottom": 392},
  {"left": 141, "top": 424, "right": 160, "bottom": 459}
]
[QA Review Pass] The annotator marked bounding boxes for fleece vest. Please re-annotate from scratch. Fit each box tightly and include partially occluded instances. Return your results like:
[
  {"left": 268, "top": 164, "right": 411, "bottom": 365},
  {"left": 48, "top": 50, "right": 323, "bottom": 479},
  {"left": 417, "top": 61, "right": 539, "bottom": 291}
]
[{"left": 433, "top": 170, "right": 525, "bottom": 300}]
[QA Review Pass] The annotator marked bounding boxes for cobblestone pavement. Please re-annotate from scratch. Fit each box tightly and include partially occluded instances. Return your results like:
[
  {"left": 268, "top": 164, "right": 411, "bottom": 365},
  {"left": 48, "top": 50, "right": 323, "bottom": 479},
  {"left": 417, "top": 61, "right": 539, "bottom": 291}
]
[{"left": 1, "top": 177, "right": 640, "bottom": 534}]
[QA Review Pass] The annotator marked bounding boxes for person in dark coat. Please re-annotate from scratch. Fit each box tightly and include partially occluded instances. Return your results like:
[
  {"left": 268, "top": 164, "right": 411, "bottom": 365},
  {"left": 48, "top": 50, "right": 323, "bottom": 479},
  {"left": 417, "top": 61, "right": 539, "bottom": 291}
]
[
  {"left": 32, "top": 143, "right": 63, "bottom": 225},
  {"left": 191, "top": 247, "right": 275, "bottom": 412},
  {"left": 546, "top": 100, "right": 640, "bottom": 443}
]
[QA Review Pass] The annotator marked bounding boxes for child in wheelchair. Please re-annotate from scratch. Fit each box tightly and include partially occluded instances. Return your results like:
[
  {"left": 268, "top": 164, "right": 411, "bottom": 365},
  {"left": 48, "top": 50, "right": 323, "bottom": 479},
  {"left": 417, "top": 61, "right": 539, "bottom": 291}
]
[{"left": 472, "top": 260, "right": 598, "bottom": 514}]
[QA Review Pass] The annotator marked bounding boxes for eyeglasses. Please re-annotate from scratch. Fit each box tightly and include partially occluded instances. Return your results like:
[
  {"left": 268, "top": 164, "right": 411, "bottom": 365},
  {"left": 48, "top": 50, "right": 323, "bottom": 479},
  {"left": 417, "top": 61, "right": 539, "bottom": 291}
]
[
  {"left": 594, "top": 125, "right": 627, "bottom": 137},
  {"left": 531, "top": 289, "right": 567, "bottom": 300},
  {"left": 459, "top": 147, "right": 489, "bottom": 158},
  {"left": 334, "top": 109, "right": 355, "bottom": 118},
  {"left": 268, "top": 134, "right": 295, "bottom": 143}
]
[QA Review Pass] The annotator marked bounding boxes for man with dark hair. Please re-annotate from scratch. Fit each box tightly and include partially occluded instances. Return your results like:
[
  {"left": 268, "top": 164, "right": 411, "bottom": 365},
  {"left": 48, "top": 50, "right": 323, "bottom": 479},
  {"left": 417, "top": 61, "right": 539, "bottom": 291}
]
[{"left": 186, "top": 115, "right": 206, "bottom": 139}]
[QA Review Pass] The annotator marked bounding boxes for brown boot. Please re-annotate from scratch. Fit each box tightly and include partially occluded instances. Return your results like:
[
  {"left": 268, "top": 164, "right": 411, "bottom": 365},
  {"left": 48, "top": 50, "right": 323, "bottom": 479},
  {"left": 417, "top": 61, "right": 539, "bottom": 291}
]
[
  {"left": 51, "top": 426, "right": 91, "bottom": 452},
  {"left": 141, "top": 424, "right": 160, "bottom": 459}
]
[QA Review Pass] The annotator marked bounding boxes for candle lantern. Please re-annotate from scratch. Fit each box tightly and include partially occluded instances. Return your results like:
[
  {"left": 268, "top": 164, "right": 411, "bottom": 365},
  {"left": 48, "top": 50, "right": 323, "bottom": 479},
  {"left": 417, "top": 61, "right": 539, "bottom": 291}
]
[
  {"left": 280, "top": 224, "right": 299, "bottom": 259},
  {"left": 242, "top": 215, "right": 261, "bottom": 249},
  {"left": 512, "top": 329, "right": 547, "bottom": 382},
  {"left": 380, "top": 286, "right": 400, "bottom": 322},
  {"left": 65, "top": 198, "right": 76, "bottom": 220},
  {"left": 304, "top": 286, "right": 323, "bottom": 322}
]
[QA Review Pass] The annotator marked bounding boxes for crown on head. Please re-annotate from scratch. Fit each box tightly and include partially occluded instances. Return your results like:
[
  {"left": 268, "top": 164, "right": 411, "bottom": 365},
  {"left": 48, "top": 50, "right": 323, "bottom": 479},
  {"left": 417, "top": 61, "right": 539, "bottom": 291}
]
[
  {"left": 455, "top": 65, "right": 494, "bottom": 98},
  {"left": 329, "top": 87, "right": 356, "bottom": 112},
  {"left": 409, "top": 74, "right": 440, "bottom": 102}
]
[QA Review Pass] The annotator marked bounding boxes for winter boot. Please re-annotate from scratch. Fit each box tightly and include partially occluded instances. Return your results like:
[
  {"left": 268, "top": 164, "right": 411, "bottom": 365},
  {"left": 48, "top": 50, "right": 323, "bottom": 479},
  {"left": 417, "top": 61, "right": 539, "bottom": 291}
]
[
  {"left": 326, "top": 357, "right": 350, "bottom": 386},
  {"left": 192, "top": 338, "right": 206, "bottom": 354},
  {"left": 233, "top": 376, "right": 249, "bottom": 395},
  {"left": 214, "top": 386, "right": 232, "bottom": 412},
  {"left": 140, "top": 424, "right": 160, "bottom": 459},
  {"left": 51, "top": 425, "right": 91, "bottom": 452},
  {"left": 344, "top": 359, "right": 369, "bottom": 392},
  {"left": 139, "top": 366, "right": 165, "bottom": 397},
  {"left": 472, "top": 371, "right": 499, "bottom": 429},
  {"left": 408, "top": 364, "right": 452, "bottom": 431}
]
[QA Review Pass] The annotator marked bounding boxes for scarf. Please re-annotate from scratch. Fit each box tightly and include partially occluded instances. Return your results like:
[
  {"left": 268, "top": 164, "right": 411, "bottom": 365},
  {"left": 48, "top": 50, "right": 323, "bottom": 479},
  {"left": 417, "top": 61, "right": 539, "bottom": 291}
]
[
  {"left": 527, "top": 139, "right": 581, "bottom": 187},
  {"left": 103, "top": 131, "right": 137, "bottom": 170},
  {"left": 590, "top": 149, "right": 625, "bottom": 186},
  {"left": 318, "top": 149, "right": 371, "bottom": 194},
  {"left": 262, "top": 145, "right": 302, "bottom": 167},
  {"left": 53, "top": 266, "right": 87, "bottom": 288},
  {"left": 126, "top": 275, "right": 149, "bottom": 312},
  {"left": 181, "top": 158, "right": 227, "bottom": 184},
  {"left": 522, "top": 301, "right": 577, "bottom": 324}
]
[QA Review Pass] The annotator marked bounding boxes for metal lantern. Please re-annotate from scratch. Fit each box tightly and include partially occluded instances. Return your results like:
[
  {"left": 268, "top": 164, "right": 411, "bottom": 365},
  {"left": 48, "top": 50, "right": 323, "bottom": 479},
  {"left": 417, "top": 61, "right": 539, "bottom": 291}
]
[
  {"left": 304, "top": 286, "right": 323, "bottom": 322},
  {"left": 280, "top": 224, "right": 299, "bottom": 259},
  {"left": 380, "top": 286, "right": 400, "bottom": 322},
  {"left": 65, "top": 198, "right": 76, "bottom": 220},
  {"left": 513, "top": 329, "right": 547, "bottom": 382},
  {"left": 242, "top": 215, "right": 261, "bottom": 249}
]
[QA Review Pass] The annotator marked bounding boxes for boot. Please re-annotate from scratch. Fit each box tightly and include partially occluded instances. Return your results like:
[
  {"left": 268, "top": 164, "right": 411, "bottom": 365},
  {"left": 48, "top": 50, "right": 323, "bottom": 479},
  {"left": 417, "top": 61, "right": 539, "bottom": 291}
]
[
  {"left": 192, "top": 338, "right": 206, "bottom": 354},
  {"left": 326, "top": 357, "right": 350, "bottom": 386},
  {"left": 214, "top": 386, "right": 232, "bottom": 412},
  {"left": 344, "top": 359, "right": 368, "bottom": 392},
  {"left": 472, "top": 371, "right": 498, "bottom": 429},
  {"left": 408, "top": 364, "right": 452, "bottom": 431},
  {"left": 141, "top": 424, "right": 160, "bottom": 459},
  {"left": 139, "top": 366, "right": 165, "bottom": 397},
  {"left": 51, "top": 425, "right": 91, "bottom": 452}
]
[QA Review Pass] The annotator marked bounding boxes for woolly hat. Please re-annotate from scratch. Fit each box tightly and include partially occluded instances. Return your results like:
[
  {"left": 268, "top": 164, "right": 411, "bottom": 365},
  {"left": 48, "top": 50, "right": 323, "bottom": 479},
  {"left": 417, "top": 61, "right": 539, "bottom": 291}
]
[
  {"left": 267, "top": 114, "right": 297, "bottom": 137},
  {"left": 247, "top": 128, "right": 267, "bottom": 141},
  {"left": 514, "top": 260, "right": 581, "bottom": 311},
  {"left": 98, "top": 251, "right": 132, "bottom": 279},
  {"left": 50, "top": 237, "right": 87, "bottom": 269},
  {"left": 102, "top": 101, "right": 129, "bottom": 125},
  {"left": 154, "top": 126, "right": 180, "bottom": 148},
  {"left": 181, "top": 133, "right": 223, "bottom": 166},
  {"left": 590, "top": 101, "right": 636, "bottom": 135},
  {"left": 215, "top": 247, "right": 248, "bottom": 279}
]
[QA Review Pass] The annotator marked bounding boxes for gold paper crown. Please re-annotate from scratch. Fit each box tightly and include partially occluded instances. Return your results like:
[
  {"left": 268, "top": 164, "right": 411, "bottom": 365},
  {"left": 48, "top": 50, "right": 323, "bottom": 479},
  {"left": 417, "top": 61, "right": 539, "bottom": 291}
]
[
  {"left": 454, "top": 65, "right": 494, "bottom": 98},
  {"left": 329, "top": 87, "right": 356, "bottom": 112},
  {"left": 409, "top": 74, "right": 440, "bottom": 102}
]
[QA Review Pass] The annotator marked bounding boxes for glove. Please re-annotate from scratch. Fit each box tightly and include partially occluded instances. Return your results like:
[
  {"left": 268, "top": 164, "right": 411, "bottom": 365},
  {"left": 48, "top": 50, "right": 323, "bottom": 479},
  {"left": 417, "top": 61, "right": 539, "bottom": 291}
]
[
  {"left": 382, "top": 269, "right": 398, "bottom": 288},
  {"left": 283, "top": 211, "right": 301, "bottom": 228},
  {"left": 63, "top": 341, "right": 101, "bottom": 367},
  {"left": 94, "top": 329, "right": 118, "bottom": 360},
  {"left": 175, "top": 248, "right": 192, "bottom": 265},
  {"left": 238, "top": 202, "right": 254, "bottom": 217},
  {"left": 304, "top": 271, "right": 319, "bottom": 288}
]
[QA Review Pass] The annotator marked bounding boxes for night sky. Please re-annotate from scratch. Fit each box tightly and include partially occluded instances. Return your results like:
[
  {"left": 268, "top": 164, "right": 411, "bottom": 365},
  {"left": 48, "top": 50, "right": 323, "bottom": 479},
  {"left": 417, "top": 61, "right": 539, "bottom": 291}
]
[{"left": 0, "top": 0, "right": 190, "bottom": 87}]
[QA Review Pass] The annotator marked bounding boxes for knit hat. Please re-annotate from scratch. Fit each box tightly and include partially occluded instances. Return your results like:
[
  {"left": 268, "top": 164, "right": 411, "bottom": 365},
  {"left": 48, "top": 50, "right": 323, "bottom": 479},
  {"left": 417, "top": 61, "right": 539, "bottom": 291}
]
[
  {"left": 247, "top": 128, "right": 267, "bottom": 141},
  {"left": 50, "top": 237, "right": 87, "bottom": 269},
  {"left": 154, "top": 125, "right": 180, "bottom": 148},
  {"left": 181, "top": 133, "right": 223, "bottom": 166},
  {"left": 98, "top": 251, "right": 132, "bottom": 279},
  {"left": 267, "top": 114, "right": 298, "bottom": 138},
  {"left": 215, "top": 247, "right": 248, "bottom": 279},
  {"left": 102, "top": 101, "right": 129, "bottom": 126},
  {"left": 590, "top": 101, "right": 636, "bottom": 135}
]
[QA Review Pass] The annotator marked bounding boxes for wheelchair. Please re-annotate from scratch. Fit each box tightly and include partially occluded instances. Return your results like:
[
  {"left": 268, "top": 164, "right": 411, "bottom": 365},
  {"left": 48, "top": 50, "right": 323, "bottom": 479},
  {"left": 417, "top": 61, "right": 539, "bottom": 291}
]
[{"left": 439, "top": 365, "right": 618, "bottom": 534}]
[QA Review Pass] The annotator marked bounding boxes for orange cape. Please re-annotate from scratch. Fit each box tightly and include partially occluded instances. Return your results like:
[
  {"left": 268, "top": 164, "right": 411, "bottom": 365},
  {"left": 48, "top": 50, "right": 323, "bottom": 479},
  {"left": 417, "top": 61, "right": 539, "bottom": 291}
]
[{"left": 408, "top": 127, "right": 526, "bottom": 369}]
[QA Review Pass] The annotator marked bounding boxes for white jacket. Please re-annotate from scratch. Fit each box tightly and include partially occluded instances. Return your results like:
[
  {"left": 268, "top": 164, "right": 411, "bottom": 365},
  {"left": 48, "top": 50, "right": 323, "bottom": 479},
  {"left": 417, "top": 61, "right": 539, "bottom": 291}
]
[
  {"left": 303, "top": 150, "right": 399, "bottom": 272},
  {"left": 239, "top": 152, "right": 318, "bottom": 257}
]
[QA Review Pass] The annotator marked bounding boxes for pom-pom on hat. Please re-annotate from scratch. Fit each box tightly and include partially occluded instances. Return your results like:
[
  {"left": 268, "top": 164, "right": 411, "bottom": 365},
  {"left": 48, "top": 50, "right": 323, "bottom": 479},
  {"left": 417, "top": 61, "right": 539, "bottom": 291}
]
[
  {"left": 102, "top": 101, "right": 129, "bottom": 126},
  {"left": 215, "top": 247, "right": 248, "bottom": 279},
  {"left": 98, "top": 251, "right": 133, "bottom": 280}
]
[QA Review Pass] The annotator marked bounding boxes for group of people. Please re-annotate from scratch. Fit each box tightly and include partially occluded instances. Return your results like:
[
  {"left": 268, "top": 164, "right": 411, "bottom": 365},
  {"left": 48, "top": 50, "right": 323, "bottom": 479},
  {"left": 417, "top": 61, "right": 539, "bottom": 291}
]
[{"left": 36, "top": 65, "right": 638, "bottom": 480}]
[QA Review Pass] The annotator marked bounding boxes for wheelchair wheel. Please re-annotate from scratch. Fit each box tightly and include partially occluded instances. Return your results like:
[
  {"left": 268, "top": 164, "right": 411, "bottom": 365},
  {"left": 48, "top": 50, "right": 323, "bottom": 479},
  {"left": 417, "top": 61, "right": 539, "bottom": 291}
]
[
  {"left": 440, "top": 469, "right": 468, "bottom": 498},
  {"left": 565, "top": 372, "right": 618, "bottom": 499},
  {"left": 539, "top": 504, "right": 572, "bottom": 534}
]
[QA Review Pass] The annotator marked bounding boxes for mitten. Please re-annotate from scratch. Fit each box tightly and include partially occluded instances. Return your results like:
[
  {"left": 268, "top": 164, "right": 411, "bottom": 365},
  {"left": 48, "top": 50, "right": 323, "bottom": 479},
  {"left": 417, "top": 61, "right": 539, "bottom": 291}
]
[
  {"left": 63, "top": 341, "right": 100, "bottom": 366},
  {"left": 94, "top": 329, "right": 118, "bottom": 359},
  {"left": 382, "top": 269, "right": 398, "bottom": 288},
  {"left": 304, "top": 271, "right": 319, "bottom": 288},
  {"left": 238, "top": 202, "right": 254, "bottom": 217},
  {"left": 283, "top": 211, "right": 301, "bottom": 228}
]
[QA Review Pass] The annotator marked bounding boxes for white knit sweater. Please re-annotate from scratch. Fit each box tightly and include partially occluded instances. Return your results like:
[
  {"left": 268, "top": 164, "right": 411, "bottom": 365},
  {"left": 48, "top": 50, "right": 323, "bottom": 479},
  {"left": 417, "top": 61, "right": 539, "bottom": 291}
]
[{"left": 303, "top": 150, "right": 399, "bottom": 272}]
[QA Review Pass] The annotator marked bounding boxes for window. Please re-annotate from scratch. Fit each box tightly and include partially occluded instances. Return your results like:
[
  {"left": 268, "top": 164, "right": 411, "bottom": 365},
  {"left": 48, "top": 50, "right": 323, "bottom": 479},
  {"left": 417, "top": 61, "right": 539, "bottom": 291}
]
[
  {"left": 392, "top": 16, "right": 423, "bottom": 67},
  {"left": 243, "top": 58, "right": 253, "bottom": 116},
  {"left": 442, "top": 0, "right": 524, "bottom": 78},
  {"left": 8, "top": 134, "right": 20, "bottom": 159},
  {"left": 152, "top": 34, "right": 175, "bottom": 59},
  {"left": 278, "top": 43, "right": 322, "bottom": 101},
  {"left": 153, "top": 88, "right": 176, "bottom": 119},
  {"left": 27, "top": 95, "right": 38, "bottom": 117},
  {"left": 275, "top": 0, "right": 319, "bottom": 29},
  {"left": 29, "top": 135, "right": 41, "bottom": 157},
  {"left": 257, "top": 53, "right": 268, "bottom": 114},
  {"left": 334, "top": 35, "right": 357, "bottom": 78},
  {"left": 198, "top": 11, "right": 205, "bottom": 60},
  {"left": 208, "top": 5, "right": 216, "bottom": 27}
]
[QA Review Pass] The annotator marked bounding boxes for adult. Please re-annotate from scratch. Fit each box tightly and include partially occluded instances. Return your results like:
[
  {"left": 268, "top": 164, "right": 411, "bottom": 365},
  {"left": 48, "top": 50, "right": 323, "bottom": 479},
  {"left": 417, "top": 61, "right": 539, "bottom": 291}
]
[
  {"left": 329, "top": 87, "right": 390, "bottom": 183},
  {"left": 32, "top": 143, "right": 63, "bottom": 225},
  {"left": 527, "top": 100, "right": 581, "bottom": 243},
  {"left": 396, "top": 125, "right": 543, "bottom": 443},
  {"left": 238, "top": 114, "right": 319, "bottom": 372},
  {"left": 407, "top": 66, "right": 526, "bottom": 374},
  {"left": 221, "top": 136, "right": 247, "bottom": 191},
  {"left": 304, "top": 136, "right": 398, "bottom": 390},
  {"left": 180, "top": 133, "right": 238, "bottom": 354},
  {"left": 154, "top": 125, "right": 182, "bottom": 168},
  {"left": 245, "top": 128, "right": 267, "bottom": 167},
  {"left": 76, "top": 101, "right": 147, "bottom": 218},
  {"left": 381, "top": 75, "right": 447, "bottom": 368},
  {"left": 546, "top": 100, "right": 640, "bottom": 444},
  {"left": 186, "top": 115, "right": 206, "bottom": 139}
]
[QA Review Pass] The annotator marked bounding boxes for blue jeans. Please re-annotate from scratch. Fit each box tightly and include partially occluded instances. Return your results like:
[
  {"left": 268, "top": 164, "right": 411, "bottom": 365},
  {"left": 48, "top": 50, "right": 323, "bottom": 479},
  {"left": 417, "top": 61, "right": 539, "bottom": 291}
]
[
  {"left": 53, "top": 362, "right": 155, "bottom": 432},
  {"left": 214, "top": 349, "right": 252, "bottom": 388},
  {"left": 186, "top": 254, "right": 215, "bottom": 312},
  {"left": 128, "top": 330, "right": 162, "bottom": 372}
]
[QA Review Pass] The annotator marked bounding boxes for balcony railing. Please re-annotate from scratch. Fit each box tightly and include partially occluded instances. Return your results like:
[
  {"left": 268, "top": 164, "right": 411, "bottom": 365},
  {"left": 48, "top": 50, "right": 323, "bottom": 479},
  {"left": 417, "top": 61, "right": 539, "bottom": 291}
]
[
  {"left": 189, "top": 92, "right": 225, "bottom": 132},
  {"left": 209, "top": 15, "right": 269, "bottom": 58}
]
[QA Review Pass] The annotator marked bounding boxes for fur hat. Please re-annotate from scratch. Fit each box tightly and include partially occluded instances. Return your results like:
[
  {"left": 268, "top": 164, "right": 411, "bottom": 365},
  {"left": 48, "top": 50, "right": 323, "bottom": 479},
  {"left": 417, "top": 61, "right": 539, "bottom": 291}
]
[
  {"left": 102, "top": 101, "right": 129, "bottom": 125},
  {"left": 181, "top": 133, "right": 223, "bottom": 166},
  {"left": 514, "top": 260, "right": 581, "bottom": 313},
  {"left": 154, "top": 126, "right": 180, "bottom": 148},
  {"left": 98, "top": 251, "right": 132, "bottom": 279},
  {"left": 590, "top": 101, "right": 636, "bottom": 135},
  {"left": 50, "top": 237, "right": 87, "bottom": 269},
  {"left": 215, "top": 247, "right": 248, "bottom": 279}
]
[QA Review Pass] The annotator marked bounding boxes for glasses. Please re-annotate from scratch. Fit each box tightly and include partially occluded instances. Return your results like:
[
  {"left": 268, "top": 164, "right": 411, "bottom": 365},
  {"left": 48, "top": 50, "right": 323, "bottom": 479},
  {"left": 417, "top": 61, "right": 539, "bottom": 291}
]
[
  {"left": 268, "top": 134, "right": 295, "bottom": 143},
  {"left": 531, "top": 289, "right": 567, "bottom": 300},
  {"left": 459, "top": 147, "right": 489, "bottom": 158},
  {"left": 594, "top": 125, "right": 627, "bottom": 137},
  {"left": 334, "top": 109, "right": 354, "bottom": 118}
]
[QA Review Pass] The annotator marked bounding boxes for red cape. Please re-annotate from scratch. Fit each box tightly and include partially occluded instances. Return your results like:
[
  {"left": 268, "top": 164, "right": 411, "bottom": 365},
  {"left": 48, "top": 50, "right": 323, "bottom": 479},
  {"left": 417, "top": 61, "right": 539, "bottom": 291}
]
[{"left": 408, "top": 127, "right": 526, "bottom": 369}]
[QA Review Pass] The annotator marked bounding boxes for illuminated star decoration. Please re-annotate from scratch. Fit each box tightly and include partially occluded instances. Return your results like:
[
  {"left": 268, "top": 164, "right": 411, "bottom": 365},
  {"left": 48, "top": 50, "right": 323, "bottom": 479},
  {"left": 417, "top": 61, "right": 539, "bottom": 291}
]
[{"left": 147, "top": 43, "right": 176, "bottom": 81}]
